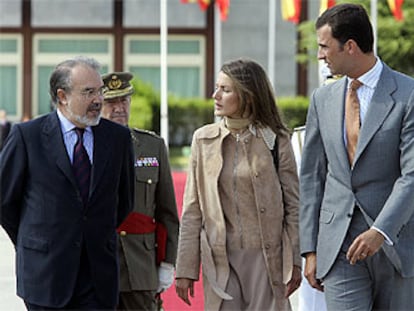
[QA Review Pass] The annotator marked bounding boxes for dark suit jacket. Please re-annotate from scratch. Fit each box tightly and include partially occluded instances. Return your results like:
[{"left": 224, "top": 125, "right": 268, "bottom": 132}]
[
  {"left": 0, "top": 111, "right": 134, "bottom": 308},
  {"left": 0, "top": 120, "right": 11, "bottom": 150}
]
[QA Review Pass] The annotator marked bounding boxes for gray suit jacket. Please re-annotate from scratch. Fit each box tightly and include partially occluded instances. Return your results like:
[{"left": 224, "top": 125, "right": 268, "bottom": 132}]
[{"left": 300, "top": 63, "right": 414, "bottom": 279}]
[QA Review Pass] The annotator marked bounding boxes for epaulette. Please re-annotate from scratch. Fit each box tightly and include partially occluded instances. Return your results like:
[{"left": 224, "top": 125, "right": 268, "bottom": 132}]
[{"left": 132, "top": 128, "right": 159, "bottom": 137}]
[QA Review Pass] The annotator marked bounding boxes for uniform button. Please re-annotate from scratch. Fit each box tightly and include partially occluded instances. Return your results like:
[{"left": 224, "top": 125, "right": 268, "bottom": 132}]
[
  {"left": 120, "top": 231, "right": 127, "bottom": 236},
  {"left": 148, "top": 179, "right": 152, "bottom": 184},
  {"left": 265, "top": 244, "right": 270, "bottom": 249},
  {"left": 347, "top": 213, "right": 353, "bottom": 218},
  {"left": 273, "top": 281, "right": 278, "bottom": 286},
  {"left": 152, "top": 219, "right": 156, "bottom": 223},
  {"left": 244, "top": 139, "right": 249, "bottom": 143},
  {"left": 255, "top": 172, "right": 259, "bottom": 177},
  {"left": 260, "top": 208, "right": 266, "bottom": 213}
]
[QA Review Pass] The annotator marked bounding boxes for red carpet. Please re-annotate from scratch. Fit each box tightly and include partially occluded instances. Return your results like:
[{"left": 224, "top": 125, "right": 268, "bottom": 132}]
[{"left": 161, "top": 171, "right": 204, "bottom": 310}]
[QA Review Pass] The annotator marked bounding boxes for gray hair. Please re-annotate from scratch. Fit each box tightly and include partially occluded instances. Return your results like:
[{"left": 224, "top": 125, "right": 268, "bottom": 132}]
[{"left": 49, "top": 56, "right": 101, "bottom": 105}]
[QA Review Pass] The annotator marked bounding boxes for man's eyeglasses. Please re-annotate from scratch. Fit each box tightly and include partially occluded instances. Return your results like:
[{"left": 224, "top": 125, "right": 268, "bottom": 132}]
[{"left": 76, "top": 87, "right": 104, "bottom": 99}]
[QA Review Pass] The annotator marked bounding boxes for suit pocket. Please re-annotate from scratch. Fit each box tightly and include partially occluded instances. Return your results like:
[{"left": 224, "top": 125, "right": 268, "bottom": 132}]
[
  {"left": 319, "top": 209, "right": 334, "bottom": 224},
  {"left": 136, "top": 167, "right": 159, "bottom": 209},
  {"left": 21, "top": 236, "right": 49, "bottom": 253}
]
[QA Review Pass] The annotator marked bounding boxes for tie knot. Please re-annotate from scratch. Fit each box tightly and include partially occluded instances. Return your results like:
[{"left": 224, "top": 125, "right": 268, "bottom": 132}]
[
  {"left": 74, "top": 127, "right": 84, "bottom": 137},
  {"left": 350, "top": 79, "right": 363, "bottom": 91}
]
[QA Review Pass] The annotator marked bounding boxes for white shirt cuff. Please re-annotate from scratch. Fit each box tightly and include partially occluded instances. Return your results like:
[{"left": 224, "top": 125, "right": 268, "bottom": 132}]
[{"left": 372, "top": 226, "right": 393, "bottom": 245}]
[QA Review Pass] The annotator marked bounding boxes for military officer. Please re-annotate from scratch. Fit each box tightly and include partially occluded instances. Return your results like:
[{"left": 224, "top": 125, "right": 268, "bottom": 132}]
[{"left": 101, "top": 72, "right": 179, "bottom": 311}]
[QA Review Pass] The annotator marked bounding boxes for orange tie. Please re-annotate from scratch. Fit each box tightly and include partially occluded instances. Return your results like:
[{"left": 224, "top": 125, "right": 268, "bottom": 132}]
[{"left": 345, "top": 79, "right": 363, "bottom": 165}]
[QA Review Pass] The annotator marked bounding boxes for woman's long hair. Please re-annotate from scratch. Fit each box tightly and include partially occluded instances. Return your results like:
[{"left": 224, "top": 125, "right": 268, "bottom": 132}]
[{"left": 220, "top": 58, "right": 289, "bottom": 135}]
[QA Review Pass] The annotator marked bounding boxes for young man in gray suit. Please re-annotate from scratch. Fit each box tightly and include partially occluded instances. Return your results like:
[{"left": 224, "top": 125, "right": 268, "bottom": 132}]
[
  {"left": 300, "top": 4, "right": 414, "bottom": 310},
  {"left": 0, "top": 56, "right": 135, "bottom": 309}
]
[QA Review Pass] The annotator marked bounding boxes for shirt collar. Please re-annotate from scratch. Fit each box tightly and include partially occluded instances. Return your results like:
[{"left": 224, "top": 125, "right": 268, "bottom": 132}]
[
  {"left": 347, "top": 57, "right": 383, "bottom": 90},
  {"left": 56, "top": 109, "right": 92, "bottom": 135},
  {"left": 248, "top": 124, "right": 276, "bottom": 150}
]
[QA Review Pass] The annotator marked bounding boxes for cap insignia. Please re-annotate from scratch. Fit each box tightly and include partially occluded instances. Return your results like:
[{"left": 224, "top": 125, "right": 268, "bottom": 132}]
[{"left": 108, "top": 75, "right": 122, "bottom": 90}]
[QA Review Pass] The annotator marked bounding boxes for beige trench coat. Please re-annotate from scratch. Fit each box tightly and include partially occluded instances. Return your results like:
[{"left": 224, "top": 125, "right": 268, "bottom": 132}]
[{"left": 176, "top": 121, "right": 300, "bottom": 311}]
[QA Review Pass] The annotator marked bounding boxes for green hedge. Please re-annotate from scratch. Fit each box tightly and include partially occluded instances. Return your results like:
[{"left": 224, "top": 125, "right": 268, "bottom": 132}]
[
  {"left": 128, "top": 78, "right": 309, "bottom": 146},
  {"left": 277, "top": 96, "right": 309, "bottom": 130}
]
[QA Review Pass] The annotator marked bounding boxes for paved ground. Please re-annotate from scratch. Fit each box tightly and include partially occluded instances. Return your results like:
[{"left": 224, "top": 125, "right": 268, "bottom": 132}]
[{"left": 0, "top": 229, "right": 25, "bottom": 310}]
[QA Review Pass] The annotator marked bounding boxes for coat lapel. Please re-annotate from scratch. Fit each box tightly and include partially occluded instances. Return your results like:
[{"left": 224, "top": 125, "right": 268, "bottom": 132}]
[
  {"left": 130, "top": 129, "right": 143, "bottom": 162},
  {"left": 354, "top": 65, "right": 396, "bottom": 163},
  {"left": 328, "top": 79, "right": 351, "bottom": 171},
  {"left": 89, "top": 122, "right": 110, "bottom": 196},
  {"left": 42, "top": 112, "right": 78, "bottom": 188}
]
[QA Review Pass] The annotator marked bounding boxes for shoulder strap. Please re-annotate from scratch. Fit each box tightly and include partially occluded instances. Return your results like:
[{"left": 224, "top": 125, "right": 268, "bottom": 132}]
[{"left": 271, "top": 136, "right": 278, "bottom": 172}]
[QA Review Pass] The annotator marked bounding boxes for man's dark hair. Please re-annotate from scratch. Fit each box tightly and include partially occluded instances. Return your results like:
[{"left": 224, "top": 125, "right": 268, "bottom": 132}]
[{"left": 316, "top": 3, "right": 374, "bottom": 53}]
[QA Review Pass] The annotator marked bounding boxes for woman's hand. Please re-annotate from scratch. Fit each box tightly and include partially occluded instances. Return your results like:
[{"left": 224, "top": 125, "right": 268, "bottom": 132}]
[
  {"left": 175, "top": 278, "right": 195, "bottom": 306},
  {"left": 285, "top": 265, "right": 302, "bottom": 298}
]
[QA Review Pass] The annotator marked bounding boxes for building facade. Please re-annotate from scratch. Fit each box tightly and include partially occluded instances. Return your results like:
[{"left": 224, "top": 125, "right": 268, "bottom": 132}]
[{"left": 0, "top": 0, "right": 319, "bottom": 122}]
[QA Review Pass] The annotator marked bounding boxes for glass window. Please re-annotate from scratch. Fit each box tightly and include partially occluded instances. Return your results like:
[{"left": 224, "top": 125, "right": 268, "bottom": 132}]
[
  {"left": 33, "top": 34, "right": 113, "bottom": 117},
  {"left": 0, "top": 0, "right": 21, "bottom": 27},
  {"left": 38, "top": 39, "right": 109, "bottom": 54},
  {"left": 0, "top": 35, "right": 22, "bottom": 120},
  {"left": 125, "top": 35, "right": 205, "bottom": 98},
  {"left": 124, "top": 0, "right": 205, "bottom": 28}
]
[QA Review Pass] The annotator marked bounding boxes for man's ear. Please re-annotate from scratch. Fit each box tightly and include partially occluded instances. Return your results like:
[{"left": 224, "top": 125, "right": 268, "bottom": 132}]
[
  {"left": 57, "top": 88, "right": 67, "bottom": 105},
  {"left": 345, "top": 39, "right": 358, "bottom": 55}
]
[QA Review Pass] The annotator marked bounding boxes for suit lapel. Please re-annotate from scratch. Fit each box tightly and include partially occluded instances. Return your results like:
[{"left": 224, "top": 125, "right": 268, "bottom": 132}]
[
  {"left": 354, "top": 66, "right": 396, "bottom": 163},
  {"left": 43, "top": 112, "right": 78, "bottom": 188},
  {"left": 328, "top": 79, "right": 351, "bottom": 171},
  {"left": 131, "top": 129, "right": 143, "bottom": 162},
  {"left": 89, "top": 122, "right": 110, "bottom": 196}
]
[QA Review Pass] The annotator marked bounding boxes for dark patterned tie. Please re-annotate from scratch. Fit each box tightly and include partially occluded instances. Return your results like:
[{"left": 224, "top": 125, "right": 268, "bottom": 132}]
[
  {"left": 73, "top": 128, "right": 91, "bottom": 206},
  {"left": 345, "top": 79, "right": 363, "bottom": 165}
]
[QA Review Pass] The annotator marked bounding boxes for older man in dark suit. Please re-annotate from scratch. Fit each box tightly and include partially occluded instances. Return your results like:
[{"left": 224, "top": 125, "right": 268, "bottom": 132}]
[{"left": 0, "top": 56, "right": 134, "bottom": 310}]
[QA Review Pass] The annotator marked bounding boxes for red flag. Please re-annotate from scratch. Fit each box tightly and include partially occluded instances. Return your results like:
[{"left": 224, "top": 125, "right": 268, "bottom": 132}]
[
  {"left": 181, "top": 0, "right": 230, "bottom": 21},
  {"left": 198, "top": 0, "right": 211, "bottom": 11},
  {"left": 180, "top": 0, "right": 210, "bottom": 11},
  {"left": 216, "top": 0, "right": 230, "bottom": 21},
  {"left": 281, "top": 0, "right": 302, "bottom": 24},
  {"left": 319, "top": 0, "right": 335, "bottom": 15},
  {"left": 387, "top": 0, "right": 404, "bottom": 21}
]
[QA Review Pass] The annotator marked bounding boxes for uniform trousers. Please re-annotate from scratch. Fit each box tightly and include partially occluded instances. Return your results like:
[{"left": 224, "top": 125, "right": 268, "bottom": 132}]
[{"left": 118, "top": 290, "right": 158, "bottom": 311}]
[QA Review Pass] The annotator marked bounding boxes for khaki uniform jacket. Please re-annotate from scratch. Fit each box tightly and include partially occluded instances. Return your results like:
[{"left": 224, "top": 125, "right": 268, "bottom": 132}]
[
  {"left": 118, "top": 128, "right": 179, "bottom": 291},
  {"left": 176, "top": 122, "right": 300, "bottom": 311}
]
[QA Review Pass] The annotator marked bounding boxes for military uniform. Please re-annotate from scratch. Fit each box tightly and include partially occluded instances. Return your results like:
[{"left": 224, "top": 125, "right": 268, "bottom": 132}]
[
  {"left": 101, "top": 72, "right": 179, "bottom": 311},
  {"left": 118, "top": 128, "right": 179, "bottom": 310}
]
